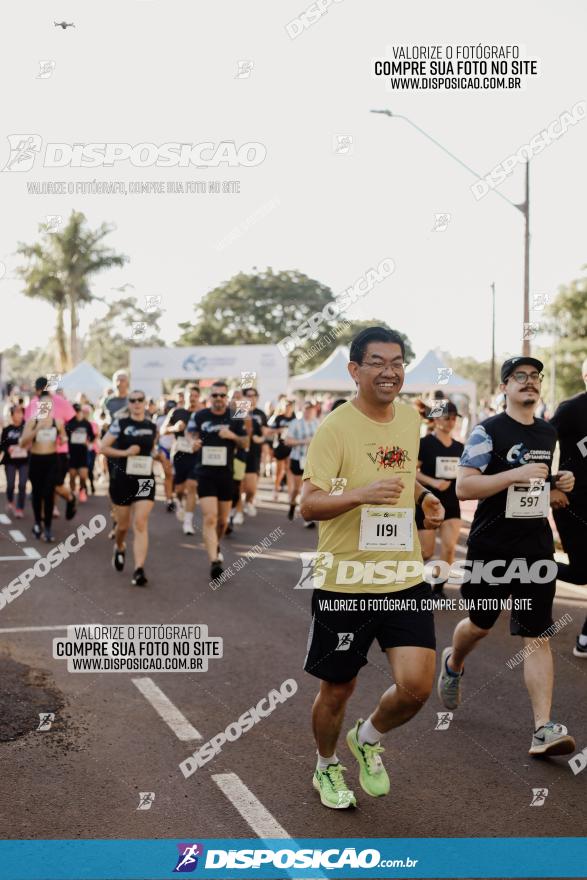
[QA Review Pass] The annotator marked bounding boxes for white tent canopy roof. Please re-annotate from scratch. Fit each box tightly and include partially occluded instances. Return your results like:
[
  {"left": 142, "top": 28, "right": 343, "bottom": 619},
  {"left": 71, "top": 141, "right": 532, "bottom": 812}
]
[
  {"left": 288, "top": 346, "right": 355, "bottom": 393},
  {"left": 402, "top": 349, "right": 474, "bottom": 394},
  {"left": 59, "top": 361, "right": 111, "bottom": 402}
]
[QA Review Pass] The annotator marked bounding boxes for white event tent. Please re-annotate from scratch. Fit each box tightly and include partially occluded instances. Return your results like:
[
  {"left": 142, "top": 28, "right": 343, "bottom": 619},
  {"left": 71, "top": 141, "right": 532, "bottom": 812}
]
[
  {"left": 402, "top": 349, "right": 477, "bottom": 429},
  {"left": 288, "top": 346, "right": 355, "bottom": 394},
  {"left": 59, "top": 361, "right": 111, "bottom": 402}
]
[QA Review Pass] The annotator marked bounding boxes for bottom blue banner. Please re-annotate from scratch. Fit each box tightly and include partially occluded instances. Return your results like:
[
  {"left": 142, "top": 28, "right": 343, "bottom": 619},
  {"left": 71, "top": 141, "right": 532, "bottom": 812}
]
[{"left": 0, "top": 837, "right": 585, "bottom": 879}]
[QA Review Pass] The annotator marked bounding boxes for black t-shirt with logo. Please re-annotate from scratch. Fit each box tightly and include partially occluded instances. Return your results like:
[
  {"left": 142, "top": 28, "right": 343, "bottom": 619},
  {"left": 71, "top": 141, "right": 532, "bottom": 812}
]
[
  {"left": 168, "top": 408, "right": 191, "bottom": 436},
  {"left": 460, "top": 412, "right": 556, "bottom": 557},
  {"left": 190, "top": 407, "right": 247, "bottom": 477},
  {"left": 418, "top": 434, "right": 464, "bottom": 515},
  {"left": 270, "top": 413, "right": 296, "bottom": 458},
  {"left": 247, "top": 407, "right": 268, "bottom": 459},
  {"left": 551, "top": 391, "right": 587, "bottom": 501},
  {"left": 65, "top": 417, "right": 95, "bottom": 444},
  {"left": 0, "top": 424, "right": 28, "bottom": 462},
  {"left": 108, "top": 417, "right": 157, "bottom": 472}
]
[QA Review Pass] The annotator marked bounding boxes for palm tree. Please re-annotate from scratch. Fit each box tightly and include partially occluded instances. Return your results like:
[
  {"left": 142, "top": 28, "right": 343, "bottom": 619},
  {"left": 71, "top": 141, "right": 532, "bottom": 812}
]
[
  {"left": 16, "top": 211, "right": 128, "bottom": 369},
  {"left": 15, "top": 243, "right": 70, "bottom": 370}
]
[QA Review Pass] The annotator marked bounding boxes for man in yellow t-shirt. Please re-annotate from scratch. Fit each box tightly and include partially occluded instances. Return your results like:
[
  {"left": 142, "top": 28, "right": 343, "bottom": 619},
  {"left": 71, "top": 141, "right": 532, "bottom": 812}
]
[{"left": 300, "top": 326, "right": 444, "bottom": 809}]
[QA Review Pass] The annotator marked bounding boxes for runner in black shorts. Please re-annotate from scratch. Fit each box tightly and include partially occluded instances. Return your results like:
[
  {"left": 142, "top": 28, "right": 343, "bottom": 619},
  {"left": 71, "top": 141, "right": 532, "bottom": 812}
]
[
  {"left": 438, "top": 356, "right": 577, "bottom": 757},
  {"left": 190, "top": 381, "right": 248, "bottom": 580},
  {"left": 267, "top": 399, "right": 295, "bottom": 501},
  {"left": 300, "top": 327, "right": 444, "bottom": 810},
  {"left": 417, "top": 401, "right": 464, "bottom": 600},
  {"left": 161, "top": 385, "right": 203, "bottom": 535},
  {"left": 65, "top": 404, "right": 95, "bottom": 503},
  {"left": 241, "top": 387, "right": 268, "bottom": 517},
  {"left": 550, "top": 357, "right": 587, "bottom": 657},
  {"left": 100, "top": 391, "right": 157, "bottom": 587}
]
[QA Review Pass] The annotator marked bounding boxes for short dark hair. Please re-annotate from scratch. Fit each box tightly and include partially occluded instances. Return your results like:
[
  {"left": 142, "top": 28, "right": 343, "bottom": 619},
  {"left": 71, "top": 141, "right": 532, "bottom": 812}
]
[
  {"left": 212, "top": 380, "right": 228, "bottom": 389},
  {"left": 244, "top": 387, "right": 258, "bottom": 396},
  {"left": 349, "top": 326, "right": 405, "bottom": 365}
]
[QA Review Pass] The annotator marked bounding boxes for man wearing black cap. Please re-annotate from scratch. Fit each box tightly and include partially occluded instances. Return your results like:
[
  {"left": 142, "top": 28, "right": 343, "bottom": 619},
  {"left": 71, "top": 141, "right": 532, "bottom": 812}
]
[
  {"left": 437, "top": 356, "right": 577, "bottom": 757},
  {"left": 550, "top": 357, "right": 587, "bottom": 657}
]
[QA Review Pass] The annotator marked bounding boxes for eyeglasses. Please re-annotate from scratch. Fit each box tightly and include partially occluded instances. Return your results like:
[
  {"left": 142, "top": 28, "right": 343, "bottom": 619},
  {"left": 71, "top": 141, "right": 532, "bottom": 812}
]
[
  {"left": 211, "top": 393, "right": 227, "bottom": 399},
  {"left": 129, "top": 397, "right": 145, "bottom": 403},
  {"left": 510, "top": 371, "right": 543, "bottom": 384},
  {"left": 360, "top": 359, "right": 407, "bottom": 372}
]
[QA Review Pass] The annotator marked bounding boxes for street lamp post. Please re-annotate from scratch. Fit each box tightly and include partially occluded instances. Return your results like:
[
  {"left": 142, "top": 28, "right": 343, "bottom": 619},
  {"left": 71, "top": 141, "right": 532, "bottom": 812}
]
[{"left": 371, "top": 110, "right": 531, "bottom": 356}]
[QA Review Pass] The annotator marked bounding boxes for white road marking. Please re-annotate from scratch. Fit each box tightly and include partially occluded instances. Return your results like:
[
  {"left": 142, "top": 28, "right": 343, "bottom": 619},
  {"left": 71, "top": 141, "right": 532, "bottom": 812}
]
[
  {"left": 0, "top": 514, "right": 11, "bottom": 524},
  {"left": 132, "top": 677, "right": 202, "bottom": 742},
  {"left": 0, "top": 554, "right": 41, "bottom": 562},
  {"left": 0, "top": 625, "right": 68, "bottom": 633},
  {"left": 24, "top": 547, "right": 42, "bottom": 558},
  {"left": 9, "top": 530, "right": 26, "bottom": 542},
  {"left": 212, "top": 773, "right": 289, "bottom": 838}
]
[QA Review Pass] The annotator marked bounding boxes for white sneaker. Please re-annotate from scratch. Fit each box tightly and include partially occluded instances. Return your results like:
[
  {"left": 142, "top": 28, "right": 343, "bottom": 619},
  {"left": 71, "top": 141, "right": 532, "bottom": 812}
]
[
  {"left": 272, "top": 491, "right": 279, "bottom": 502},
  {"left": 244, "top": 503, "right": 257, "bottom": 517},
  {"left": 53, "top": 505, "right": 61, "bottom": 519},
  {"left": 233, "top": 511, "right": 244, "bottom": 525},
  {"left": 182, "top": 519, "right": 195, "bottom": 535},
  {"left": 176, "top": 505, "right": 185, "bottom": 522}
]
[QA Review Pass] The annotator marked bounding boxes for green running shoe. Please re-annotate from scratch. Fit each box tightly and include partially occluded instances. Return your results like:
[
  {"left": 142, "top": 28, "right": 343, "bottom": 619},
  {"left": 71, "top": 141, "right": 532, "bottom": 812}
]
[
  {"left": 312, "top": 763, "right": 356, "bottom": 809},
  {"left": 346, "top": 719, "right": 390, "bottom": 797}
]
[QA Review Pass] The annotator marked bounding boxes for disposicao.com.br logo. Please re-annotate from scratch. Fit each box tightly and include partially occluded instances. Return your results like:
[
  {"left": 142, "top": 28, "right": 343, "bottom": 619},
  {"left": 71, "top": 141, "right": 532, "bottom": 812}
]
[
  {"left": 1, "top": 135, "right": 266, "bottom": 171},
  {"left": 199, "top": 846, "right": 418, "bottom": 870}
]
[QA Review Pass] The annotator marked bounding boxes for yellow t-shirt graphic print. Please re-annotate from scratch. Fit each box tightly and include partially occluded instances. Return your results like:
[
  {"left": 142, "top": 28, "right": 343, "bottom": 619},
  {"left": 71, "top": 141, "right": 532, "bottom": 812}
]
[{"left": 303, "top": 401, "right": 423, "bottom": 594}]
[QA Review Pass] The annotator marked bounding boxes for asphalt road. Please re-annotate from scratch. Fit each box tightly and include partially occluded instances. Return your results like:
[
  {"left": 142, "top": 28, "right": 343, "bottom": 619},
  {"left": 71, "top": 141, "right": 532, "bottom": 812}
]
[{"left": 1, "top": 479, "right": 586, "bottom": 865}]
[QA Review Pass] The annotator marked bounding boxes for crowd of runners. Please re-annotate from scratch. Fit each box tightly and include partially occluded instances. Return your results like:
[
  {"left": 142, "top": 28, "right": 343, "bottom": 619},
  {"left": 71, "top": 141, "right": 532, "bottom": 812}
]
[{"left": 1, "top": 325, "right": 586, "bottom": 811}]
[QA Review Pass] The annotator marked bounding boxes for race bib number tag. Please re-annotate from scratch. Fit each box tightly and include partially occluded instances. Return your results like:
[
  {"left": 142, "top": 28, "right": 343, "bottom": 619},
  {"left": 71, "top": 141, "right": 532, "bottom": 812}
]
[
  {"left": 359, "top": 507, "right": 413, "bottom": 551},
  {"left": 36, "top": 427, "right": 57, "bottom": 444},
  {"left": 202, "top": 446, "right": 227, "bottom": 466},
  {"left": 126, "top": 455, "right": 153, "bottom": 476},
  {"left": 435, "top": 457, "right": 459, "bottom": 479},
  {"left": 71, "top": 429, "right": 87, "bottom": 445},
  {"left": 8, "top": 445, "right": 27, "bottom": 459},
  {"left": 175, "top": 437, "right": 194, "bottom": 454},
  {"left": 505, "top": 483, "right": 550, "bottom": 519}
]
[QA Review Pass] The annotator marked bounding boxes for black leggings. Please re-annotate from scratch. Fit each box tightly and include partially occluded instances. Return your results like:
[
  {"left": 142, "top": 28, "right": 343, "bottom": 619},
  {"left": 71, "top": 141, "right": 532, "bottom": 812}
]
[
  {"left": 29, "top": 454, "right": 58, "bottom": 528},
  {"left": 554, "top": 504, "right": 587, "bottom": 635}
]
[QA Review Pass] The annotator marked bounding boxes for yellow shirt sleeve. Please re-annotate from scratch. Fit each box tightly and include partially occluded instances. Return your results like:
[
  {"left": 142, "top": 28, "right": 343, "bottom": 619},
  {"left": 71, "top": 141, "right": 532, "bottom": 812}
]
[{"left": 303, "top": 419, "right": 342, "bottom": 493}]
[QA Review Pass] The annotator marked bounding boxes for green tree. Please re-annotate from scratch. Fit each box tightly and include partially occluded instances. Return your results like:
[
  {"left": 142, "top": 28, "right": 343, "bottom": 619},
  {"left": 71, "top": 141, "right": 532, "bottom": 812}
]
[
  {"left": 83, "top": 296, "right": 165, "bottom": 379},
  {"left": 16, "top": 211, "right": 128, "bottom": 370},
  {"left": 296, "top": 319, "right": 415, "bottom": 373},
  {"left": 176, "top": 268, "right": 334, "bottom": 349},
  {"left": 443, "top": 354, "right": 494, "bottom": 404},
  {"left": 2, "top": 345, "right": 56, "bottom": 391},
  {"left": 539, "top": 271, "right": 587, "bottom": 404}
]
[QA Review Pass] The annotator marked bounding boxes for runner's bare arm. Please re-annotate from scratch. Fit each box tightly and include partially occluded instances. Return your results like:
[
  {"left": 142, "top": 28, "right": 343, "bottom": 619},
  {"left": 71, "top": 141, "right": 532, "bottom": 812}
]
[
  {"left": 300, "top": 477, "right": 404, "bottom": 522},
  {"left": 456, "top": 463, "right": 549, "bottom": 500},
  {"left": 100, "top": 432, "right": 140, "bottom": 458}
]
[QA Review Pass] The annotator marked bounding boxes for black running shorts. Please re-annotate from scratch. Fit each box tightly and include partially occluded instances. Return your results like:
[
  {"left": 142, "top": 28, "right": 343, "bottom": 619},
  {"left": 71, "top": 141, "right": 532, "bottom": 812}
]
[
  {"left": 304, "top": 583, "right": 436, "bottom": 683},
  {"left": 196, "top": 471, "right": 233, "bottom": 502},
  {"left": 461, "top": 552, "right": 556, "bottom": 637},
  {"left": 109, "top": 474, "right": 156, "bottom": 506}
]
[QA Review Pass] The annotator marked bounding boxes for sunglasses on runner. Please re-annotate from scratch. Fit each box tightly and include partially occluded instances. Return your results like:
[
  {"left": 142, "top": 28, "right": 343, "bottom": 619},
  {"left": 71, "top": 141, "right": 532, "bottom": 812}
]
[
  {"left": 210, "top": 392, "right": 227, "bottom": 398},
  {"left": 129, "top": 397, "right": 145, "bottom": 403}
]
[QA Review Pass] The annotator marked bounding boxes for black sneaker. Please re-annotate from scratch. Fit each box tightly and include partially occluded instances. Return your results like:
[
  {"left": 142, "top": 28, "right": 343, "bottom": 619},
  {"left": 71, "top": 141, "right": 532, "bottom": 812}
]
[
  {"left": 287, "top": 504, "right": 296, "bottom": 521},
  {"left": 65, "top": 496, "right": 77, "bottom": 520},
  {"left": 210, "top": 560, "right": 223, "bottom": 580},
  {"left": 113, "top": 547, "right": 126, "bottom": 572},
  {"left": 225, "top": 520, "right": 233, "bottom": 536},
  {"left": 303, "top": 520, "right": 316, "bottom": 529},
  {"left": 32, "top": 523, "right": 42, "bottom": 539},
  {"left": 43, "top": 529, "right": 55, "bottom": 543},
  {"left": 131, "top": 567, "right": 148, "bottom": 587},
  {"left": 166, "top": 499, "right": 176, "bottom": 513},
  {"left": 573, "top": 637, "right": 587, "bottom": 658}
]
